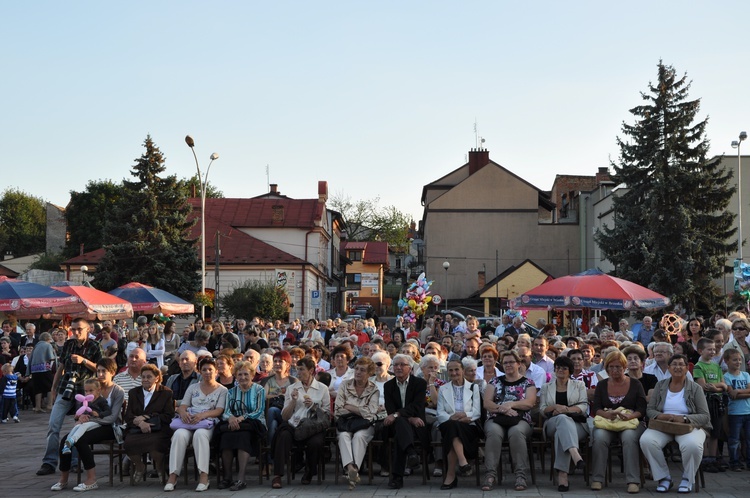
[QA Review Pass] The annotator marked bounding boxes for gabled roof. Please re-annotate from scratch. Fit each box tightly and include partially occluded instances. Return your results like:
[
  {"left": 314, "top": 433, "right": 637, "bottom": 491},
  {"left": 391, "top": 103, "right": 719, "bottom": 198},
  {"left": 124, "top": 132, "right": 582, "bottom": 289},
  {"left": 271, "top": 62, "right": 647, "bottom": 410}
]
[
  {"left": 468, "top": 259, "right": 554, "bottom": 299},
  {"left": 421, "top": 157, "right": 555, "bottom": 211},
  {"left": 64, "top": 248, "right": 106, "bottom": 265},
  {"left": 189, "top": 197, "right": 325, "bottom": 229},
  {"left": 342, "top": 241, "right": 389, "bottom": 265}
]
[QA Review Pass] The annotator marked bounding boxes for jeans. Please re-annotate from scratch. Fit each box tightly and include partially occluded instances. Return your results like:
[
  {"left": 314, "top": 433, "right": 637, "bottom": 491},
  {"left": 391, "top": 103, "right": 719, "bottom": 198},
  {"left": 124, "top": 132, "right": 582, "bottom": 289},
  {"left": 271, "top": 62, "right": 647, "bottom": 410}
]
[
  {"left": 43, "top": 394, "right": 78, "bottom": 469},
  {"left": 728, "top": 413, "right": 750, "bottom": 466},
  {"left": 266, "top": 407, "right": 283, "bottom": 463}
]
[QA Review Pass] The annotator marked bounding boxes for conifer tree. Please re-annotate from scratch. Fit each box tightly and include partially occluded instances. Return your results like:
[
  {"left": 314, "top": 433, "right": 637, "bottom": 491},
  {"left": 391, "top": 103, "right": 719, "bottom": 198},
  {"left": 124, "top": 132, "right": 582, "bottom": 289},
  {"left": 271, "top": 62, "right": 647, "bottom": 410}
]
[
  {"left": 93, "top": 136, "right": 200, "bottom": 300},
  {"left": 595, "top": 62, "right": 736, "bottom": 313}
]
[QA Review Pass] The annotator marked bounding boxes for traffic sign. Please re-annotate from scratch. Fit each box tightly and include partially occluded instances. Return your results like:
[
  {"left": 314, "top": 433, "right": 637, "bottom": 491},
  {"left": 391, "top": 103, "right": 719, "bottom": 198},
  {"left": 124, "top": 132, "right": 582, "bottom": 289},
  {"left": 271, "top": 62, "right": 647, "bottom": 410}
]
[{"left": 432, "top": 294, "right": 442, "bottom": 305}]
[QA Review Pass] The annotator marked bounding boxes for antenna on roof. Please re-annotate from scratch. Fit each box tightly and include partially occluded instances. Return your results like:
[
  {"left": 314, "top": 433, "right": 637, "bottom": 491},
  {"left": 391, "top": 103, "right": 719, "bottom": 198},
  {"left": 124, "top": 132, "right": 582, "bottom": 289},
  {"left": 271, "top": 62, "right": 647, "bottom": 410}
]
[
  {"left": 266, "top": 164, "right": 270, "bottom": 192},
  {"left": 474, "top": 119, "right": 478, "bottom": 148}
]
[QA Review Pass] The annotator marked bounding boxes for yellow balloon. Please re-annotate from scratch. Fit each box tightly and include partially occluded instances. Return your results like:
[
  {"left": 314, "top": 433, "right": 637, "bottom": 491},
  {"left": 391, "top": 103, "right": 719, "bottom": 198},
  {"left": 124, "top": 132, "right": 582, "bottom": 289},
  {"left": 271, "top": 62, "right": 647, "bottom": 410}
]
[
  {"left": 424, "top": 296, "right": 432, "bottom": 303},
  {"left": 408, "top": 299, "right": 417, "bottom": 309}
]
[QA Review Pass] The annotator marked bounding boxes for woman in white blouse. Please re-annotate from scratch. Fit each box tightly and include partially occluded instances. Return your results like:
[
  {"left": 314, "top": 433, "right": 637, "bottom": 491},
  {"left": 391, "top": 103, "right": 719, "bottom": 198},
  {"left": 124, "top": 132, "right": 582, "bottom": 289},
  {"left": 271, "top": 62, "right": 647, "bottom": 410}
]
[
  {"left": 328, "top": 344, "right": 354, "bottom": 401},
  {"left": 436, "top": 359, "right": 483, "bottom": 489},
  {"left": 144, "top": 322, "right": 165, "bottom": 369},
  {"left": 270, "top": 356, "right": 331, "bottom": 489},
  {"left": 164, "top": 357, "right": 228, "bottom": 492}
]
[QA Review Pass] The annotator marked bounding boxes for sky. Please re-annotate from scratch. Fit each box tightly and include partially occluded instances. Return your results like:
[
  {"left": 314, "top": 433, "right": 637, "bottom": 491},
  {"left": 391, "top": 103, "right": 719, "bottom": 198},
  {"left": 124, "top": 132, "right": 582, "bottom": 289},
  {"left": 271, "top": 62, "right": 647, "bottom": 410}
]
[{"left": 3, "top": 2, "right": 750, "bottom": 224}]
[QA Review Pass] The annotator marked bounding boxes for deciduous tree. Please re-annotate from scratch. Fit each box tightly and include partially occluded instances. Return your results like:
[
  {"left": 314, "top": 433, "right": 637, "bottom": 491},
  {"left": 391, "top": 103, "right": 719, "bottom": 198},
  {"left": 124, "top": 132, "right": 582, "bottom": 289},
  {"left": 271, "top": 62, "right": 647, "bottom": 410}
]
[
  {"left": 0, "top": 188, "right": 46, "bottom": 258},
  {"left": 329, "top": 192, "right": 412, "bottom": 250}
]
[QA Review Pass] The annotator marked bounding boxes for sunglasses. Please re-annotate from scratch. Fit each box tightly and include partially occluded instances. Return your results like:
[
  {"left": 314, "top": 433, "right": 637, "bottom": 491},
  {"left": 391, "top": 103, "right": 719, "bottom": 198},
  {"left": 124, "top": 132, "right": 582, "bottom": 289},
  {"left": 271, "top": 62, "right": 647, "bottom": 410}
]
[
  {"left": 733, "top": 327, "right": 747, "bottom": 331},
  {"left": 374, "top": 362, "right": 384, "bottom": 367}
]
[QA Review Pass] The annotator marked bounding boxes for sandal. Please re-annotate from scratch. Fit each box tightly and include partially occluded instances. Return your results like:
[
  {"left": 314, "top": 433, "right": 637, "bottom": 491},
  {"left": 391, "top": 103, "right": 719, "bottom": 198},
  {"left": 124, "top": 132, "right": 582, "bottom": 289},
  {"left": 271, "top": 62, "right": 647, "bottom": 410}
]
[
  {"left": 677, "top": 479, "right": 691, "bottom": 494},
  {"left": 656, "top": 478, "right": 673, "bottom": 493},
  {"left": 230, "top": 480, "right": 246, "bottom": 491},
  {"left": 515, "top": 476, "right": 527, "bottom": 491},
  {"left": 271, "top": 476, "right": 282, "bottom": 489},
  {"left": 481, "top": 475, "right": 496, "bottom": 491}
]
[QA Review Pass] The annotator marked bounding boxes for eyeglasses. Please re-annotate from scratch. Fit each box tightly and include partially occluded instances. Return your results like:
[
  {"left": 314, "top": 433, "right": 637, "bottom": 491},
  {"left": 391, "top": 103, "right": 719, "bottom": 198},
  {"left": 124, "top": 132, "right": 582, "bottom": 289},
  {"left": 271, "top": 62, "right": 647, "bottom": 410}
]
[
  {"left": 393, "top": 363, "right": 409, "bottom": 368},
  {"left": 374, "top": 362, "right": 384, "bottom": 367},
  {"left": 733, "top": 327, "right": 747, "bottom": 331}
]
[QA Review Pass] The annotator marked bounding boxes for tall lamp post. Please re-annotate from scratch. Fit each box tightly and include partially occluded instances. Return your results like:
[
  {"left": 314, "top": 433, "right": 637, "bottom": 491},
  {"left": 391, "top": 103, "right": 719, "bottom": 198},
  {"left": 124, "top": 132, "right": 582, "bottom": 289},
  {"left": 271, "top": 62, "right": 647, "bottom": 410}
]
[
  {"left": 185, "top": 135, "right": 219, "bottom": 320},
  {"left": 442, "top": 261, "right": 450, "bottom": 311},
  {"left": 732, "top": 131, "right": 748, "bottom": 261}
]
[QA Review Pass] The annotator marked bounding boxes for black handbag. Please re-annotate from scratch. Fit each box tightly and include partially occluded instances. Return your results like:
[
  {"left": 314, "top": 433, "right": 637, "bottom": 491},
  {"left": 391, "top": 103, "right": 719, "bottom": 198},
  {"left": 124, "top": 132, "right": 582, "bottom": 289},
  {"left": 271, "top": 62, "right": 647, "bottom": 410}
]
[
  {"left": 336, "top": 413, "right": 372, "bottom": 434},
  {"left": 294, "top": 405, "right": 330, "bottom": 441},
  {"left": 491, "top": 412, "right": 526, "bottom": 427}
]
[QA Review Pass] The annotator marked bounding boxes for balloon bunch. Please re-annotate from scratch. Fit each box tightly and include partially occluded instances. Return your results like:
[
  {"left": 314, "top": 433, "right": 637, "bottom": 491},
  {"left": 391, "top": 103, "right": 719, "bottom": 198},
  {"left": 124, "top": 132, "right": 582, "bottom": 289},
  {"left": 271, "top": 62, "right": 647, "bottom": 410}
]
[
  {"left": 735, "top": 261, "right": 750, "bottom": 306},
  {"left": 504, "top": 309, "right": 528, "bottom": 322},
  {"left": 397, "top": 272, "right": 434, "bottom": 324}
]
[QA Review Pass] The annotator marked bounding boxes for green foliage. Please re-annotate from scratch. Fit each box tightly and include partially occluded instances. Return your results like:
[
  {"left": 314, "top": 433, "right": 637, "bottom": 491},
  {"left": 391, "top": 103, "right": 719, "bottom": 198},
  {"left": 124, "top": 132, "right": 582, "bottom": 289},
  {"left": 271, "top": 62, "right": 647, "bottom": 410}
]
[
  {"left": 29, "top": 252, "right": 67, "bottom": 271},
  {"left": 93, "top": 136, "right": 200, "bottom": 300},
  {"left": 179, "top": 174, "right": 224, "bottom": 199},
  {"left": 0, "top": 188, "right": 46, "bottom": 258},
  {"left": 65, "top": 180, "right": 123, "bottom": 258},
  {"left": 220, "top": 280, "right": 289, "bottom": 320},
  {"left": 329, "top": 192, "right": 412, "bottom": 250},
  {"left": 595, "top": 61, "right": 736, "bottom": 313}
]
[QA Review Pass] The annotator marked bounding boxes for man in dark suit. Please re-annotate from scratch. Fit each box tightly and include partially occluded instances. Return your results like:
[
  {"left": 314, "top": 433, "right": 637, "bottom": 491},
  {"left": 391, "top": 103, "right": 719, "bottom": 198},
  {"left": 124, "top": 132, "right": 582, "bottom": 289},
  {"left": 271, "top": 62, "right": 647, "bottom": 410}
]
[{"left": 383, "top": 353, "right": 429, "bottom": 489}]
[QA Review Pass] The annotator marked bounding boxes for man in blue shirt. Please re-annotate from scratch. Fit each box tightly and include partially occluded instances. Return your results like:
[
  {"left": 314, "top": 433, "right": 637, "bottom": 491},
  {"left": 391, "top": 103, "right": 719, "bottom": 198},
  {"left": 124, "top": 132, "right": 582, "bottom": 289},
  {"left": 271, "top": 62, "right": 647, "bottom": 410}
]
[{"left": 634, "top": 316, "right": 654, "bottom": 346}]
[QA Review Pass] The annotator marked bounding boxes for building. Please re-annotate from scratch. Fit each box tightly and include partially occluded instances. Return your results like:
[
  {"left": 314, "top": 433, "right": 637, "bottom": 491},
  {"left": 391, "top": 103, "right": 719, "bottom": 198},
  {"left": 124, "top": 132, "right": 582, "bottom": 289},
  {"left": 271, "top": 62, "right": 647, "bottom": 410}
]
[
  {"left": 420, "top": 148, "right": 582, "bottom": 304},
  {"left": 342, "top": 240, "right": 389, "bottom": 314},
  {"left": 61, "top": 182, "right": 346, "bottom": 320}
]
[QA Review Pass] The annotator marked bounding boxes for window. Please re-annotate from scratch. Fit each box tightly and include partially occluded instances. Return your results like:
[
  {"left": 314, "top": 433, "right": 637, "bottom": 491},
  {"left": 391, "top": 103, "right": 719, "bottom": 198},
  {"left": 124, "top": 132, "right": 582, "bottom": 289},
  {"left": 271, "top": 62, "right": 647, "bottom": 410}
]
[
  {"left": 395, "top": 257, "right": 402, "bottom": 269},
  {"left": 347, "top": 273, "right": 362, "bottom": 289},
  {"left": 348, "top": 250, "right": 362, "bottom": 261}
]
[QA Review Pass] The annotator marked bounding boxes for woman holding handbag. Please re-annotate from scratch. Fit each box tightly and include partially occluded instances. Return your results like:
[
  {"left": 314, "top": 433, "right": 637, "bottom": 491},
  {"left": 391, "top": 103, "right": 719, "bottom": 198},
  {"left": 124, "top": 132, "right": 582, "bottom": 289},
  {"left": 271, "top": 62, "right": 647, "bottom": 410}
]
[
  {"left": 335, "top": 357, "right": 380, "bottom": 489},
  {"left": 436, "top": 359, "right": 482, "bottom": 490},
  {"left": 164, "top": 356, "right": 227, "bottom": 492},
  {"left": 482, "top": 350, "right": 537, "bottom": 491},
  {"left": 639, "top": 354, "right": 710, "bottom": 494},
  {"left": 218, "top": 360, "right": 267, "bottom": 491},
  {"left": 123, "top": 363, "right": 175, "bottom": 485},
  {"left": 539, "top": 356, "right": 588, "bottom": 492},
  {"left": 590, "top": 351, "right": 647, "bottom": 493},
  {"left": 270, "top": 356, "right": 331, "bottom": 489}
]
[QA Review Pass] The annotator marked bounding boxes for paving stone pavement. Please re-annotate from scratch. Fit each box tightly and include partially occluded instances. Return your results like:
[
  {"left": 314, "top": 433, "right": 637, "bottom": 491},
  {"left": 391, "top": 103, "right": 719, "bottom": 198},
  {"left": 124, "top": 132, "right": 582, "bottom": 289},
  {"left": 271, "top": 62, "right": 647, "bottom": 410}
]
[{"left": 2, "top": 409, "right": 749, "bottom": 496}]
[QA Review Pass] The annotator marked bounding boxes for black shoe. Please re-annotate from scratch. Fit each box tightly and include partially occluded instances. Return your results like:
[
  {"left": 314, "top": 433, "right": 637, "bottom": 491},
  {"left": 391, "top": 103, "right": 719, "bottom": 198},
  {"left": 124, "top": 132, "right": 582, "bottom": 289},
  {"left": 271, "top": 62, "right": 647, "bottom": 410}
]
[
  {"left": 575, "top": 459, "right": 586, "bottom": 471},
  {"left": 406, "top": 452, "right": 420, "bottom": 469},
  {"left": 440, "top": 478, "right": 458, "bottom": 490},
  {"left": 388, "top": 477, "right": 403, "bottom": 489},
  {"left": 36, "top": 464, "right": 55, "bottom": 476},
  {"left": 558, "top": 484, "right": 570, "bottom": 492},
  {"left": 218, "top": 479, "right": 233, "bottom": 489},
  {"left": 458, "top": 464, "right": 472, "bottom": 476}
]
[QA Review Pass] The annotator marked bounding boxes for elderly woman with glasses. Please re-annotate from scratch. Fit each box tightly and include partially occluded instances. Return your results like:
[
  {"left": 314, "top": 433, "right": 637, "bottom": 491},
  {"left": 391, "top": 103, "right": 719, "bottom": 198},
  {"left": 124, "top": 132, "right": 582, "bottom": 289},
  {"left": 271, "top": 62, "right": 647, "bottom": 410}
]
[
  {"left": 335, "top": 357, "right": 381, "bottom": 489},
  {"left": 639, "top": 354, "right": 711, "bottom": 494},
  {"left": 590, "top": 351, "right": 647, "bottom": 493},
  {"left": 540, "top": 356, "right": 588, "bottom": 492},
  {"left": 723, "top": 318, "right": 750, "bottom": 372},
  {"left": 482, "top": 350, "right": 537, "bottom": 491}
]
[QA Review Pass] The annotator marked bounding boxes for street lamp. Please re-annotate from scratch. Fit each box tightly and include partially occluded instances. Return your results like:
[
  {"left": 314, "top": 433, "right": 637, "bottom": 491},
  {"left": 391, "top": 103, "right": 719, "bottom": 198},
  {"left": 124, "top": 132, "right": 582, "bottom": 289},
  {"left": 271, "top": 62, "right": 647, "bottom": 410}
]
[
  {"left": 442, "top": 261, "right": 450, "bottom": 311},
  {"left": 732, "top": 131, "right": 748, "bottom": 261},
  {"left": 186, "top": 135, "right": 219, "bottom": 320},
  {"left": 80, "top": 265, "right": 89, "bottom": 287}
]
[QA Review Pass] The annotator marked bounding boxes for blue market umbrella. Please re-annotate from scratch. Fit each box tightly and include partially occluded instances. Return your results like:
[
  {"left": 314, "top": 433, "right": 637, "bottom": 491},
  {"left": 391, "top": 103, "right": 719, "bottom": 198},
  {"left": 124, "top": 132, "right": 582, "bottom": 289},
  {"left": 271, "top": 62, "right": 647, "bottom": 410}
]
[
  {"left": 0, "top": 276, "right": 80, "bottom": 312},
  {"left": 108, "top": 282, "right": 194, "bottom": 315}
]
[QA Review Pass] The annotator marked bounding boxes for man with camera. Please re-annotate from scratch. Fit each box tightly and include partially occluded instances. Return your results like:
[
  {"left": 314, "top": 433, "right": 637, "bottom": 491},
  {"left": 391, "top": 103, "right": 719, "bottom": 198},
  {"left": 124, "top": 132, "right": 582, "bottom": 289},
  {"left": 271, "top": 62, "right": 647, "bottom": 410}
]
[{"left": 37, "top": 318, "right": 102, "bottom": 476}]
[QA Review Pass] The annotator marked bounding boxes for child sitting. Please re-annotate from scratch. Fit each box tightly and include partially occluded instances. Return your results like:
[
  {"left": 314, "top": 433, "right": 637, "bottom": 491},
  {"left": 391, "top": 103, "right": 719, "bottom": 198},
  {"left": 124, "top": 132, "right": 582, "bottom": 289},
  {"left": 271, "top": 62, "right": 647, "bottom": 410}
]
[
  {"left": 0, "top": 363, "right": 19, "bottom": 423},
  {"left": 61, "top": 379, "right": 112, "bottom": 454}
]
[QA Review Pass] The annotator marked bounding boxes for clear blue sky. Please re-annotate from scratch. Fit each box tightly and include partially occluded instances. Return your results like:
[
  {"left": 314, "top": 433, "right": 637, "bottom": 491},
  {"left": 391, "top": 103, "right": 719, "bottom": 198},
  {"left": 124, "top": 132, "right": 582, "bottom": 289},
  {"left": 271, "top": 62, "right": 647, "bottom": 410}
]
[{"left": 3, "top": 1, "right": 749, "bottom": 223}]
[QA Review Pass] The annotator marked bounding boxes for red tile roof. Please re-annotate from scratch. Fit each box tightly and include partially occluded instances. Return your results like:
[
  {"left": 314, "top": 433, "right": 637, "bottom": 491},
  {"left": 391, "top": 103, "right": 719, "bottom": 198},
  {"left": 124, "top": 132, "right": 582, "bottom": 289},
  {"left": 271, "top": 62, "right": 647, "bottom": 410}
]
[
  {"left": 64, "top": 248, "right": 106, "bottom": 265},
  {"left": 343, "top": 241, "right": 389, "bottom": 264},
  {"left": 190, "top": 198, "right": 324, "bottom": 229}
]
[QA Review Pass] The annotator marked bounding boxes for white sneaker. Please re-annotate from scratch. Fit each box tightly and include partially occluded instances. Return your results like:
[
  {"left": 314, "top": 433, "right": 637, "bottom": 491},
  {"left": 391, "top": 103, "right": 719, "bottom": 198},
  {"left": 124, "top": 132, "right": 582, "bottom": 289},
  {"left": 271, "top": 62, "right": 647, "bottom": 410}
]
[
  {"left": 72, "top": 482, "right": 98, "bottom": 492},
  {"left": 12, "top": 416, "right": 19, "bottom": 423},
  {"left": 50, "top": 482, "right": 67, "bottom": 491},
  {"left": 163, "top": 482, "right": 175, "bottom": 492}
]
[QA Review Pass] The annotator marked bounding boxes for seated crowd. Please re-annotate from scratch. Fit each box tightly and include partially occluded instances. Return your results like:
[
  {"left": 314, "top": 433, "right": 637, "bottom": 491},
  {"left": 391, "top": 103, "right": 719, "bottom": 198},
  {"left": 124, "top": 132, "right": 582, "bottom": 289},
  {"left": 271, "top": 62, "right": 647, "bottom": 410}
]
[{"left": 6, "top": 309, "right": 750, "bottom": 493}]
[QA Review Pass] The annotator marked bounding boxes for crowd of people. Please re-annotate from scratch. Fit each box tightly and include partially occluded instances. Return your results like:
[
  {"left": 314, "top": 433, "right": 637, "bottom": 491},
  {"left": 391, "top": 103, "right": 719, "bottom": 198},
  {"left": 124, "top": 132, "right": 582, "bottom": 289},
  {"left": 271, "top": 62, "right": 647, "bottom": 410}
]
[{"left": 2, "top": 308, "right": 749, "bottom": 493}]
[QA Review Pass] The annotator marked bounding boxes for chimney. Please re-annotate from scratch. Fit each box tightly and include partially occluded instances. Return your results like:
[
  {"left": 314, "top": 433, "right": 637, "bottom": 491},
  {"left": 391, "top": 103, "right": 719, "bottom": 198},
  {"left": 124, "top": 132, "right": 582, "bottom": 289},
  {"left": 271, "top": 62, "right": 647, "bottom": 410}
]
[
  {"left": 271, "top": 205, "right": 284, "bottom": 224},
  {"left": 468, "top": 148, "right": 490, "bottom": 175},
  {"left": 270, "top": 183, "right": 279, "bottom": 195},
  {"left": 478, "top": 270, "right": 486, "bottom": 290},
  {"left": 318, "top": 181, "right": 328, "bottom": 203},
  {"left": 596, "top": 167, "right": 611, "bottom": 184}
]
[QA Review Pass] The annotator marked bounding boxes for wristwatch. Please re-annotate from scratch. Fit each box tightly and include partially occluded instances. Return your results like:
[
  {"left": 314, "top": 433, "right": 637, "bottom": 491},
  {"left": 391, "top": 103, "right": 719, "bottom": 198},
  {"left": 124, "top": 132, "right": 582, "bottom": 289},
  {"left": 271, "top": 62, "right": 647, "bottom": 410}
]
[
  {"left": 683, "top": 416, "right": 689, "bottom": 423},
  {"left": 393, "top": 412, "right": 399, "bottom": 418}
]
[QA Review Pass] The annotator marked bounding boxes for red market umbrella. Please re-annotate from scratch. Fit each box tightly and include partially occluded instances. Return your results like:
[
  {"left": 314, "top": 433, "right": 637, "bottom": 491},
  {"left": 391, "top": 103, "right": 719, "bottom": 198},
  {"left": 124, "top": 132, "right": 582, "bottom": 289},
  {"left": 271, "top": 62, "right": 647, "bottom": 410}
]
[
  {"left": 0, "top": 276, "right": 80, "bottom": 312},
  {"left": 512, "top": 269, "right": 671, "bottom": 311},
  {"left": 47, "top": 282, "right": 134, "bottom": 320},
  {"left": 108, "top": 282, "right": 194, "bottom": 315}
]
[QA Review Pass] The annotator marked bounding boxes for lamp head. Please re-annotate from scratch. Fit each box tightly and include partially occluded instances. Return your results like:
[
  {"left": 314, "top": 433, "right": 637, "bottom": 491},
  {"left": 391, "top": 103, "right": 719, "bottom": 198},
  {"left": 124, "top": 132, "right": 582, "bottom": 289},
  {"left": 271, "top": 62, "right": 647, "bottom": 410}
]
[
  {"left": 80, "top": 265, "right": 88, "bottom": 273},
  {"left": 210, "top": 153, "right": 219, "bottom": 161},
  {"left": 741, "top": 131, "right": 748, "bottom": 141},
  {"left": 185, "top": 135, "right": 195, "bottom": 147},
  {"left": 443, "top": 261, "right": 450, "bottom": 270},
  {"left": 733, "top": 141, "right": 740, "bottom": 149}
]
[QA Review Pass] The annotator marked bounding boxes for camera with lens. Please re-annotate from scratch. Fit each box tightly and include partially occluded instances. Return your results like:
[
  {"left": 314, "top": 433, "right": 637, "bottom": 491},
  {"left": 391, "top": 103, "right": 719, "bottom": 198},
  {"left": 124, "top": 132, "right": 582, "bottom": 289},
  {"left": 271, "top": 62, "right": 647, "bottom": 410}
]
[{"left": 61, "top": 373, "right": 78, "bottom": 401}]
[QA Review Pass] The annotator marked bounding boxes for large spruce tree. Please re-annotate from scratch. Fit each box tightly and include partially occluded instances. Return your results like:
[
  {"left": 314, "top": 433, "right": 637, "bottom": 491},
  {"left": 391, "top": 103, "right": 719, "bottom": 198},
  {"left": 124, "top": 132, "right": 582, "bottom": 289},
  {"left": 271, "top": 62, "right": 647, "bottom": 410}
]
[
  {"left": 595, "top": 62, "right": 736, "bottom": 313},
  {"left": 93, "top": 136, "right": 200, "bottom": 300}
]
